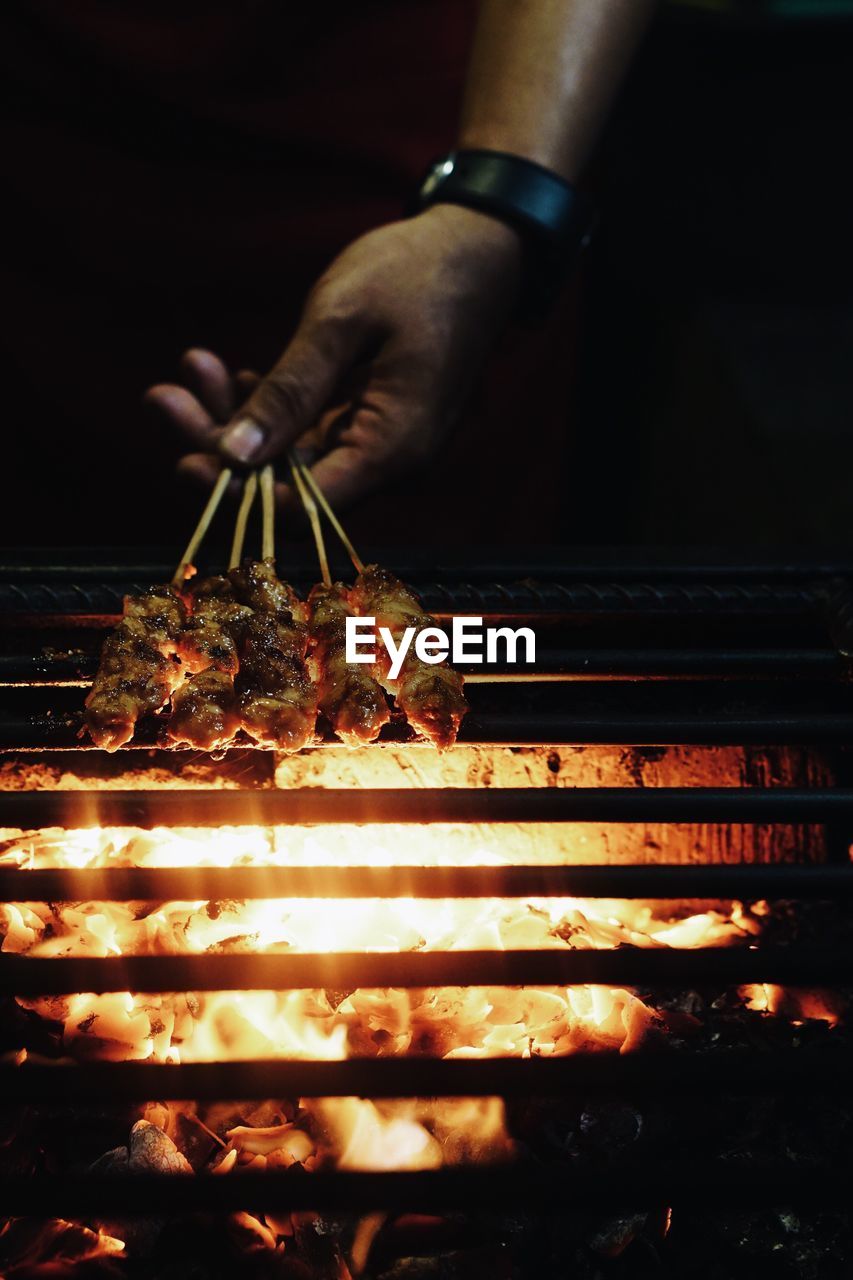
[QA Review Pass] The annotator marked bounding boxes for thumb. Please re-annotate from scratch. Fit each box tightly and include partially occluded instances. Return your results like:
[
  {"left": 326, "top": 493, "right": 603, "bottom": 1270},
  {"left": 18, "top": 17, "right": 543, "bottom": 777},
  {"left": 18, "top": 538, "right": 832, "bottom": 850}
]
[{"left": 219, "top": 307, "right": 366, "bottom": 466}]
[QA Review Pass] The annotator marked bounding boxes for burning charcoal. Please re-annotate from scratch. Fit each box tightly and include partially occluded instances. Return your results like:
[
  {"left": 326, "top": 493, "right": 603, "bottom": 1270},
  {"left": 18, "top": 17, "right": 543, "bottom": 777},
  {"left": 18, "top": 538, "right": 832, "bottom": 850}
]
[
  {"left": 210, "top": 1147, "right": 238, "bottom": 1175},
  {"left": 140, "top": 1101, "right": 172, "bottom": 1134},
  {"left": 586, "top": 1211, "right": 648, "bottom": 1259},
  {"left": 89, "top": 1123, "right": 191, "bottom": 1181},
  {"left": 89, "top": 1145, "right": 129, "bottom": 1175},
  {"left": 201, "top": 1100, "right": 292, "bottom": 1140},
  {"left": 172, "top": 1111, "right": 218, "bottom": 1171},
  {"left": 208, "top": 932, "right": 263, "bottom": 954},
  {"left": 128, "top": 1120, "right": 193, "bottom": 1174},
  {"left": 227, "top": 1123, "right": 314, "bottom": 1164},
  {"left": 0, "top": 904, "right": 44, "bottom": 952},
  {"left": 0, "top": 1217, "right": 125, "bottom": 1272},
  {"left": 227, "top": 1211, "right": 278, "bottom": 1254},
  {"left": 15, "top": 995, "right": 71, "bottom": 1028},
  {"left": 87, "top": 1122, "right": 191, "bottom": 1258},
  {"left": 291, "top": 1212, "right": 354, "bottom": 1279}
]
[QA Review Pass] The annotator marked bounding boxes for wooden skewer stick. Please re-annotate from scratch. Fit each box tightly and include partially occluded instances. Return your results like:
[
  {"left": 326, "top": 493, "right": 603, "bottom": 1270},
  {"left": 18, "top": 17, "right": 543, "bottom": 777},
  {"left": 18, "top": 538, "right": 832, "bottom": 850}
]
[
  {"left": 171, "top": 468, "right": 233, "bottom": 588},
  {"left": 229, "top": 471, "right": 258, "bottom": 570},
  {"left": 260, "top": 464, "right": 276, "bottom": 562},
  {"left": 289, "top": 453, "right": 331, "bottom": 587},
  {"left": 295, "top": 460, "right": 364, "bottom": 574}
]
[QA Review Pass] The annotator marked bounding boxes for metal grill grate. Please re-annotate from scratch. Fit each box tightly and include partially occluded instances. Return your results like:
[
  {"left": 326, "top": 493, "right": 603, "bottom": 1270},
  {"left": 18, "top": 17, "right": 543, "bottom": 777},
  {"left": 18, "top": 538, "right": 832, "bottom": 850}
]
[{"left": 1, "top": 554, "right": 853, "bottom": 1216}]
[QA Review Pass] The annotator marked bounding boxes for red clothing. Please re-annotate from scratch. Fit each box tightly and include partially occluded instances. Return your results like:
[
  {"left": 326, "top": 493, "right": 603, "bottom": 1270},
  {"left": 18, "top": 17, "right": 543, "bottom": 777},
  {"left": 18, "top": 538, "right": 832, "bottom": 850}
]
[{"left": 0, "top": 2, "right": 573, "bottom": 548}]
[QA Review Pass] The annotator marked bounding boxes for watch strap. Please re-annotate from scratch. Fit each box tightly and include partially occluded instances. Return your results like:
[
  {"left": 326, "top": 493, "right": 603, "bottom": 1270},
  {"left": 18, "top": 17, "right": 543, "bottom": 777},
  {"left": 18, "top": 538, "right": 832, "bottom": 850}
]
[{"left": 413, "top": 149, "right": 592, "bottom": 318}]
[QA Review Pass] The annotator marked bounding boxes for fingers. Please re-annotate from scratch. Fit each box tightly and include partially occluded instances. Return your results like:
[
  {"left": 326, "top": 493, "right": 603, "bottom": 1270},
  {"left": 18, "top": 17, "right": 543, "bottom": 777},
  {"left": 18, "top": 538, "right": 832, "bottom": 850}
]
[
  {"left": 179, "top": 348, "right": 235, "bottom": 422},
  {"left": 220, "top": 305, "right": 371, "bottom": 467},
  {"left": 153, "top": 350, "right": 266, "bottom": 489},
  {"left": 145, "top": 385, "right": 221, "bottom": 452},
  {"left": 176, "top": 452, "right": 242, "bottom": 498}
]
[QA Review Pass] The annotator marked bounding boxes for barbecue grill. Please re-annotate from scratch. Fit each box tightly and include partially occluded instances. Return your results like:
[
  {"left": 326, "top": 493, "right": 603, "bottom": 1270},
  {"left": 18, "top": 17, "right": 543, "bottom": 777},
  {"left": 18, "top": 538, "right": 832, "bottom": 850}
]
[{"left": 2, "top": 549, "right": 853, "bottom": 1273}]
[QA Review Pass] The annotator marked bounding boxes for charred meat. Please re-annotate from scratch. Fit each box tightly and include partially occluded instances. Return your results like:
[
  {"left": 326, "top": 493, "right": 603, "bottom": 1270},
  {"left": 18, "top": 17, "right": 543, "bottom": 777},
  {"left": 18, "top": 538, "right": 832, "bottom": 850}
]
[
  {"left": 168, "top": 668, "right": 242, "bottom": 751},
  {"left": 84, "top": 587, "right": 186, "bottom": 750},
  {"left": 307, "top": 582, "right": 390, "bottom": 746},
  {"left": 351, "top": 565, "right": 467, "bottom": 750},
  {"left": 176, "top": 576, "right": 253, "bottom": 676},
  {"left": 236, "top": 611, "right": 318, "bottom": 749},
  {"left": 230, "top": 560, "right": 318, "bottom": 750}
]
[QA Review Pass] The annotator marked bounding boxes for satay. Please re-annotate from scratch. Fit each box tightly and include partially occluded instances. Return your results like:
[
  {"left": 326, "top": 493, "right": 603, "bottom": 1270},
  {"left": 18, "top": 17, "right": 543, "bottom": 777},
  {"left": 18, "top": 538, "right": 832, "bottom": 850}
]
[
  {"left": 168, "top": 668, "right": 242, "bottom": 751},
  {"left": 306, "top": 582, "right": 390, "bottom": 746},
  {"left": 176, "top": 576, "right": 253, "bottom": 676},
  {"left": 229, "top": 559, "right": 318, "bottom": 750},
  {"left": 164, "top": 576, "right": 252, "bottom": 748},
  {"left": 351, "top": 564, "right": 467, "bottom": 750},
  {"left": 228, "top": 558, "right": 300, "bottom": 616},
  {"left": 84, "top": 586, "right": 186, "bottom": 750},
  {"left": 85, "top": 455, "right": 469, "bottom": 756},
  {"left": 236, "top": 610, "right": 317, "bottom": 749}
]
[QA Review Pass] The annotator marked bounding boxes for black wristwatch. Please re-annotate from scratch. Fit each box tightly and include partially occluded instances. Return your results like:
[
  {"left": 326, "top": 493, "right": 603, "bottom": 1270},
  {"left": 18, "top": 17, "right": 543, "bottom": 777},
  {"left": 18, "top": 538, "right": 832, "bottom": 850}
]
[{"left": 412, "top": 149, "right": 593, "bottom": 320}]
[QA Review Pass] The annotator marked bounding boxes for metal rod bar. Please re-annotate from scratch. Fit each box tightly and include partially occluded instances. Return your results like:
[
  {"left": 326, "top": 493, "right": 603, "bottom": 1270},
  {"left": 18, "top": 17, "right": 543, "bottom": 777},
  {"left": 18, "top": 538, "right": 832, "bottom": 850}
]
[
  {"left": 6, "top": 711, "right": 853, "bottom": 750},
  {"left": 1, "top": 862, "right": 852, "bottom": 903},
  {"left": 1, "top": 1049, "right": 849, "bottom": 1103},
  {"left": 0, "top": 1164, "right": 850, "bottom": 1213},
  {"left": 0, "top": 648, "right": 841, "bottom": 687},
  {"left": 2, "top": 787, "right": 853, "bottom": 830},
  {"left": 458, "top": 713, "right": 853, "bottom": 747},
  {"left": 0, "top": 575, "right": 826, "bottom": 620},
  {"left": 0, "top": 946, "right": 848, "bottom": 995}
]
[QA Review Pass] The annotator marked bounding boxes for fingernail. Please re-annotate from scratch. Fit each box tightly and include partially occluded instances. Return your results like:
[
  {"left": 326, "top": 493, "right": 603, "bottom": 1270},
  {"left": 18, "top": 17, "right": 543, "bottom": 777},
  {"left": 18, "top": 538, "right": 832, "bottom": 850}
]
[{"left": 223, "top": 417, "right": 264, "bottom": 462}]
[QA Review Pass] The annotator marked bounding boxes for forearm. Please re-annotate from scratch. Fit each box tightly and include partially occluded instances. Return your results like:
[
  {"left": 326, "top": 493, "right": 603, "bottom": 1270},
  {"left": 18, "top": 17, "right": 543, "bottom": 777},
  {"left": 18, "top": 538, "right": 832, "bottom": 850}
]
[{"left": 458, "top": 0, "right": 657, "bottom": 182}]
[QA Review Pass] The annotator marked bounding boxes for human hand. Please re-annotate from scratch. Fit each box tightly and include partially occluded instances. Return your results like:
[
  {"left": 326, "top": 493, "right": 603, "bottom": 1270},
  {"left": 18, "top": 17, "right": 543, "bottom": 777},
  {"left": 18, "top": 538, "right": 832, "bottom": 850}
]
[{"left": 146, "top": 205, "right": 521, "bottom": 508}]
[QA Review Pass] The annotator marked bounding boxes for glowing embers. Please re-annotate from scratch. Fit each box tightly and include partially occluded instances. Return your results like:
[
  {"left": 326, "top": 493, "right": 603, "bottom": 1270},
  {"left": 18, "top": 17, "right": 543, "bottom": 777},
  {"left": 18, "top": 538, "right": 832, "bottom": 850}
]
[
  {"left": 0, "top": 1218, "right": 125, "bottom": 1270},
  {"left": 0, "top": 886, "right": 750, "bottom": 962},
  {"left": 1, "top": 820, "right": 607, "bottom": 869},
  {"left": 14, "top": 984, "right": 692, "bottom": 1065},
  {"left": 1, "top": 820, "right": 755, "bottom": 1069},
  {"left": 739, "top": 981, "right": 842, "bottom": 1027}
]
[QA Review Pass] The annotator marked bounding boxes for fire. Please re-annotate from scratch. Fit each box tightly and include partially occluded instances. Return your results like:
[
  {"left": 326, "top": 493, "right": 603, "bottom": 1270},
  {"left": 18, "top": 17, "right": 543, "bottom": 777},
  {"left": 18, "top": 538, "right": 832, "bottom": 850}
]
[
  {"left": 0, "top": 743, "right": 841, "bottom": 1271},
  {"left": 1, "top": 820, "right": 754, "bottom": 1185},
  {"left": 739, "top": 981, "right": 841, "bottom": 1026}
]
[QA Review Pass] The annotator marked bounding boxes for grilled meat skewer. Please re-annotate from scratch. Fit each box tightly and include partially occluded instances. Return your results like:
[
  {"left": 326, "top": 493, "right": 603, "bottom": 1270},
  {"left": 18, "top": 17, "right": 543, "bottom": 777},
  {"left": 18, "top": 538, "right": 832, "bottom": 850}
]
[
  {"left": 86, "top": 554, "right": 465, "bottom": 753},
  {"left": 176, "top": 576, "right": 253, "bottom": 676},
  {"left": 168, "top": 669, "right": 242, "bottom": 751},
  {"left": 166, "top": 577, "right": 253, "bottom": 750},
  {"left": 351, "top": 565, "right": 467, "bottom": 750},
  {"left": 236, "top": 612, "right": 317, "bottom": 749},
  {"left": 229, "top": 559, "right": 318, "bottom": 750},
  {"left": 307, "top": 582, "right": 390, "bottom": 746},
  {"left": 229, "top": 558, "right": 299, "bottom": 615},
  {"left": 84, "top": 587, "right": 186, "bottom": 750}
]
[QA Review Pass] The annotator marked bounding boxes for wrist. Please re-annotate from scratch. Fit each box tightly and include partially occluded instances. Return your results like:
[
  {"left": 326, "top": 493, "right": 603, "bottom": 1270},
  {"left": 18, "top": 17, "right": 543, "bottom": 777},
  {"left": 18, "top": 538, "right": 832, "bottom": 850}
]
[
  {"left": 419, "top": 201, "right": 524, "bottom": 272},
  {"left": 410, "top": 149, "right": 592, "bottom": 321}
]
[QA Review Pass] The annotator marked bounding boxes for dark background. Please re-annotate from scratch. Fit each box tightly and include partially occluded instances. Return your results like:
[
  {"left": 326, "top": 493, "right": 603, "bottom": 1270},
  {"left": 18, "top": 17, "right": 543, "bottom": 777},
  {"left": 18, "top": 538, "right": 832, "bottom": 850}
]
[
  {"left": 575, "top": 8, "right": 853, "bottom": 548},
  {"left": 0, "top": 2, "right": 851, "bottom": 553}
]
